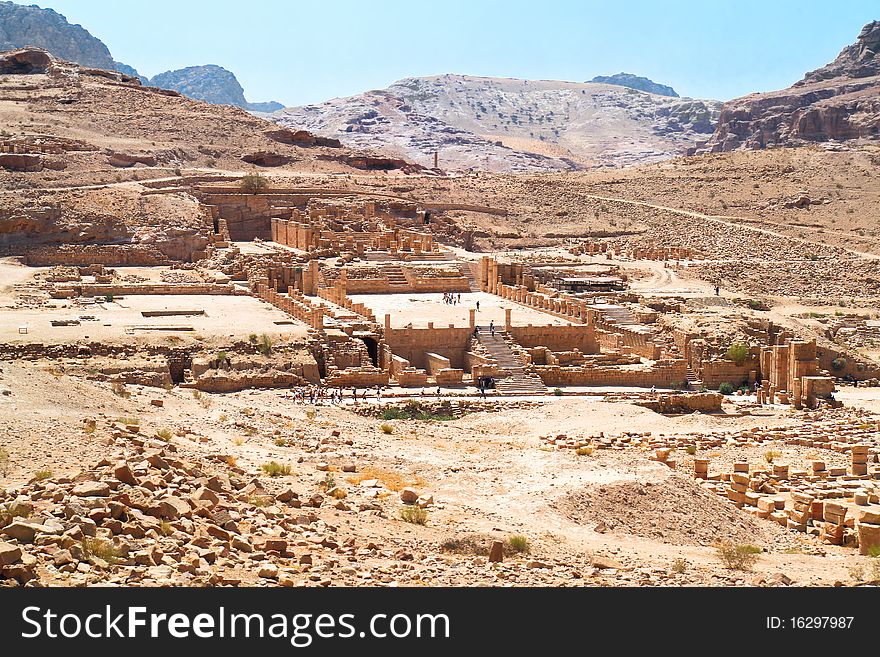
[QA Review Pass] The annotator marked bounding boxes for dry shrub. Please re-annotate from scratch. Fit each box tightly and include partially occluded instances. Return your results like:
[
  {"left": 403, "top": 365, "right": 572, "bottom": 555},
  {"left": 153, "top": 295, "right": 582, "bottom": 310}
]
[{"left": 717, "top": 542, "right": 761, "bottom": 571}]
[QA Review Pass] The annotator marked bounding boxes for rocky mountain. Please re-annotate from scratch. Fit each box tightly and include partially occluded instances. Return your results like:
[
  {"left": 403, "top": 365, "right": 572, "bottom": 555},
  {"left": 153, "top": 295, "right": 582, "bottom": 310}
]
[
  {"left": 701, "top": 20, "right": 880, "bottom": 152},
  {"left": 0, "top": 1, "right": 280, "bottom": 111},
  {"left": 149, "top": 65, "right": 283, "bottom": 113},
  {"left": 589, "top": 72, "right": 679, "bottom": 97},
  {"left": 0, "top": 0, "right": 139, "bottom": 78},
  {"left": 271, "top": 74, "right": 720, "bottom": 172}
]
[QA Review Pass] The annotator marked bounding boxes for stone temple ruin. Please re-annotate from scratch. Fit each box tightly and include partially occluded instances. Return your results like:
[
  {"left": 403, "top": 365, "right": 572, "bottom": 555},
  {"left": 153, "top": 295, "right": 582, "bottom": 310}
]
[{"left": 2, "top": 178, "right": 844, "bottom": 405}]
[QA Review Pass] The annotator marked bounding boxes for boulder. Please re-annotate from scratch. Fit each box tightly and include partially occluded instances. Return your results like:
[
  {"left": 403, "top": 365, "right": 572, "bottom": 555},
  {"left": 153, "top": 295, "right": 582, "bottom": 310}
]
[
  {"left": 72, "top": 481, "right": 111, "bottom": 497},
  {"left": 158, "top": 497, "right": 192, "bottom": 520},
  {"left": 0, "top": 541, "right": 22, "bottom": 565},
  {"left": 113, "top": 464, "right": 137, "bottom": 486},
  {"left": 1, "top": 521, "right": 45, "bottom": 543},
  {"left": 399, "top": 487, "right": 419, "bottom": 504}
]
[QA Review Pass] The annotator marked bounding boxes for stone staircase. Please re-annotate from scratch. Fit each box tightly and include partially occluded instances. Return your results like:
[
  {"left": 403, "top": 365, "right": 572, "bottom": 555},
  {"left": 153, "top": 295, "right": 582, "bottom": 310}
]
[
  {"left": 686, "top": 364, "right": 702, "bottom": 388},
  {"left": 476, "top": 330, "right": 524, "bottom": 370},
  {"left": 494, "top": 372, "right": 549, "bottom": 395},
  {"left": 476, "top": 330, "right": 548, "bottom": 394},
  {"left": 458, "top": 261, "right": 480, "bottom": 292},
  {"left": 379, "top": 264, "right": 409, "bottom": 289}
]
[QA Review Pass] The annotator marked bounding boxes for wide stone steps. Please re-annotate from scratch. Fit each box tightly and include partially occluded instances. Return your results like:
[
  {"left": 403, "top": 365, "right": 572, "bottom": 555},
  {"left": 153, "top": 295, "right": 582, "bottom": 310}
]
[
  {"left": 476, "top": 331, "right": 525, "bottom": 369},
  {"left": 458, "top": 262, "right": 481, "bottom": 292},
  {"left": 494, "top": 373, "right": 548, "bottom": 395}
]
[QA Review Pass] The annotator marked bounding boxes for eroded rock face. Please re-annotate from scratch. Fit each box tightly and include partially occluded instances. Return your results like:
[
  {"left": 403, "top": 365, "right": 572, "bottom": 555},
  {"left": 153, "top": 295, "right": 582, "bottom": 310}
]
[
  {"left": 106, "top": 151, "right": 157, "bottom": 168},
  {"left": 798, "top": 21, "right": 880, "bottom": 85},
  {"left": 265, "top": 128, "right": 342, "bottom": 148},
  {"left": 701, "top": 22, "right": 880, "bottom": 152},
  {"left": 0, "top": 47, "right": 53, "bottom": 75},
  {"left": 0, "top": 153, "right": 43, "bottom": 172},
  {"left": 240, "top": 151, "right": 292, "bottom": 167}
]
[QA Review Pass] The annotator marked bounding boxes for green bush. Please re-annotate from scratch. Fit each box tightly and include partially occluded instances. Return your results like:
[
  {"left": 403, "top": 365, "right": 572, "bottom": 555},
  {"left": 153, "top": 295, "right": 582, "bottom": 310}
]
[
  {"left": 400, "top": 506, "right": 428, "bottom": 525},
  {"left": 261, "top": 461, "right": 291, "bottom": 477},
  {"left": 258, "top": 333, "right": 273, "bottom": 355},
  {"left": 831, "top": 357, "right": 847, "bottom": 372},
  {"left": 718, "top": 382, "right": 735, "bottom": 395},
  {"left": 240, "top": 173, "right": 269, "bottom": 195},
  {"left": 506, "top": 534, "right": 531, "bottom": 554},
  {"left": 725, "top": 343, "right": 750, "bottom": 366},
  {"left": 717, "top": 542, "right": 761, "bottom": 571},
  {"left": 381, "top": 400, "right": 455, "bottom": 421}
]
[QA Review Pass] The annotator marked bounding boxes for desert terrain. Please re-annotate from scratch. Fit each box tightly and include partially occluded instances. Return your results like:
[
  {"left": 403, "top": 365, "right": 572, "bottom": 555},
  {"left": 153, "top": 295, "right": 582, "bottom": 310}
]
[{"left": 2, "top": 20, "right": 880, "bottom": 590}]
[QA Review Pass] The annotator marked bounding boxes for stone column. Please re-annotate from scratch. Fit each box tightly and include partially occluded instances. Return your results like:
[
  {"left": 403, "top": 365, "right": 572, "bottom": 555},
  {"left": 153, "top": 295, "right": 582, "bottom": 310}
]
[{"left": 505, "top": 308, "right": 512, "bottom": 331}]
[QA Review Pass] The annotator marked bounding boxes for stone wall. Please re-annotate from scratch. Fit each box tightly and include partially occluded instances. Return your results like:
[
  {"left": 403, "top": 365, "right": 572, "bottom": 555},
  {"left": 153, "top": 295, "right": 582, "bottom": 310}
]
[
  {"left": 531, "top": 359, "right": 688, "bottom": 388},
  {"left": 700, "top": 360, "right": 757, "bottom": 388},
  {"left": 384, "top": 325, "right": 474, "bottom": 371},
  {"left": 509, "top": 324, "right": 599, "bottom": 354},
  {"left": 23, "top": 244, "right": 173, "bottom": 267}
]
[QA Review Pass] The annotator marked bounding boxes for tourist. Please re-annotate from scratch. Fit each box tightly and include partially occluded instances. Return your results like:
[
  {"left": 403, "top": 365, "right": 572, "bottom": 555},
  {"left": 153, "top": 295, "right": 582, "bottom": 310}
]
[
  {"left": 476, "top": 300, "right": 480, "bottom": 312},
  {"left": 489, "top": 320, "right": 495, "bottom": 336}
]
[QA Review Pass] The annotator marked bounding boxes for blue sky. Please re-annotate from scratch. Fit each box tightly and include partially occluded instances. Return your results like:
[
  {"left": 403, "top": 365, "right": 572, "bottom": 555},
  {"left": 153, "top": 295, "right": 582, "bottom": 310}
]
[{"left": 31, "top": 0, "right": 880, "bottom": 106}]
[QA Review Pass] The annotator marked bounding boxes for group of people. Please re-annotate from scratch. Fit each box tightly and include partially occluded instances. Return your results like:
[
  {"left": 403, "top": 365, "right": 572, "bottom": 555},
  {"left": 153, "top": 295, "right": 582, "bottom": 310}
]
[
  {"left": 285, "top": 385, "right": 387, "bottom": 405},
  {"left": 443, "top": 292, "right": 463, "bottom": 305}
]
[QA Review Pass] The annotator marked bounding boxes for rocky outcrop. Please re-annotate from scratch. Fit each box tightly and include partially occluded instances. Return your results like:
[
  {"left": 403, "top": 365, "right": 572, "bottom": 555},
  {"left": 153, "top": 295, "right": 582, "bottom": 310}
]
[
  {"left": 265, "top": 128, "right": 342, "bottom": 148},
  {"left": 589, "top": 72, "right": 679, "bottom": 97},
  {"left": 701, "top": 21, "right": 880, "bottom": 152},
  {"left": 240, "top": 151, "right": 292, "bottom": 167},
  {"left": 0, "top": 47, "right": 53, "bottom": 75},
  {"left": 0, "top": 1, "right": 141, "bottom": 78},
  {"left": 149, "top": 65, "right": 283, "bottom": 112},
  {"left": 317, "top": 153, "right": 425, "bottom": 173},
  {"left": 106, "top": 151, "right": 157, "bottom": 168},
  {"left": 0, "top": 153, "right": 43, "bottom": 172},
  {"left": 798, "top": 21, "right": 880, "bottom": 85}
]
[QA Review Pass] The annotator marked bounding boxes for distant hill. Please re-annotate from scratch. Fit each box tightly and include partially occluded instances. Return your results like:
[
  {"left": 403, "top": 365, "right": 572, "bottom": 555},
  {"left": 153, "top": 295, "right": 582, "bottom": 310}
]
[
  {"left": 271, "top": 74, "right": 720, "bottom": 172},
  {"left": 589, "top": 73, "right": 679, "bottom": 97},
  {"left": 149, "top": 65, "right": 283, "bottom": 113}
]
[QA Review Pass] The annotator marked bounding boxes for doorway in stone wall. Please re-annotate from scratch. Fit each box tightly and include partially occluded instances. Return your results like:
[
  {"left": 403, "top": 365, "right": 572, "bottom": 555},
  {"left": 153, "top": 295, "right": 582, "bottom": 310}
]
[{"left": 360, "top": 337, "right": 379, "bottom": 366}]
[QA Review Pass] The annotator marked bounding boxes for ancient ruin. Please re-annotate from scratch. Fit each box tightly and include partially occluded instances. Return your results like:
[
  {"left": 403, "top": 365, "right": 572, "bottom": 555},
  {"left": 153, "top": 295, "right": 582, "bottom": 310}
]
[{"left": 2, "top": 16, "right": 880, "bottom": 593}]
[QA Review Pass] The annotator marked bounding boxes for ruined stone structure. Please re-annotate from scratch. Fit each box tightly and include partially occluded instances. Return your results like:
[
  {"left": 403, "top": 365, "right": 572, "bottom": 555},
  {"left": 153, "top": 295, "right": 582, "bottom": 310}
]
[{"left": 757, "top": 339, "right": 835, "bottom": 408}]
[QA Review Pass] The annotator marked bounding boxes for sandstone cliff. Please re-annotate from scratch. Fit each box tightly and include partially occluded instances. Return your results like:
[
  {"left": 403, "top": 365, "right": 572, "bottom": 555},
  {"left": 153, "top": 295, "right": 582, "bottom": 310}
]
[{"left": 701, "top": 21, "right": 880, "bottom": 152}]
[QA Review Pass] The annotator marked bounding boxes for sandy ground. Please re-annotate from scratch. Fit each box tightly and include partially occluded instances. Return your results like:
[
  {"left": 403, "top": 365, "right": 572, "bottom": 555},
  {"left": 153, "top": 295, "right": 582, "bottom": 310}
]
[
  {"left": 4, "top": 359, "right": 878, "bottom": 587},
  {"left": 0, "top": 295, "right": 311, "bottom": 345}
]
